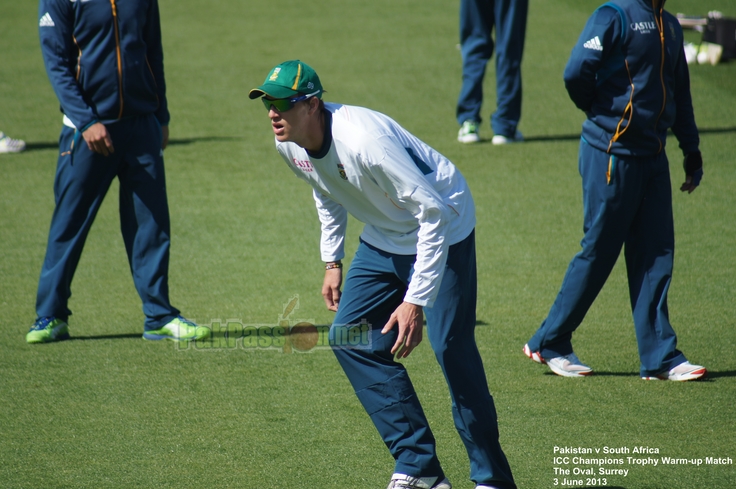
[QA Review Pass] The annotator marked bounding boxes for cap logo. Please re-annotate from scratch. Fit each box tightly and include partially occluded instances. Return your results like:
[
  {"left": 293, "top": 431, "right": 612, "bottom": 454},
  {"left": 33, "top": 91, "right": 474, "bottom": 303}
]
[
  {"left": 307, "top": 82, "right": 314, "bottom": 89},
  {"left": 269, "top": 67, "right": 281, "bottom": 81}
]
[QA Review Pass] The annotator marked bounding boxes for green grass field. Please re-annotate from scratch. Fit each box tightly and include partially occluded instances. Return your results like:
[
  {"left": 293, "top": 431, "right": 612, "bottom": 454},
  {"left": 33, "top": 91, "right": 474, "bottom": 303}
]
[{"left": 1, "top": 1, "right": 735, "bottom": 487}]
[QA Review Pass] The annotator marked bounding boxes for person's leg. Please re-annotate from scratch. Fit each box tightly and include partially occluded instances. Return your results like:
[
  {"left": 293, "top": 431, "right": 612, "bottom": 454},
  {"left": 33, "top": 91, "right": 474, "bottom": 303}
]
[
  {"left": 117, "top": 115, "right": 180, "bottom": 330},
  {"left": 527, "top": 141, "right": 639, "bottom": 359},
  {"left": 425, "top": 231, "right": 516, "bottom": 488},
  {"left": 331, "top": 240, "right": 444, "bottom": 479},
  {"left": 490, "top": 0, "right": 528, "bottom": 138},
  {"left": 457, "top": 0, "right": 494, "bottom": 126},
  {"left": 35, "top": 126, "right": 119, "bottom": 321},
  {"left": 624, "top": 152, "right": 687, "bottom": 377}
]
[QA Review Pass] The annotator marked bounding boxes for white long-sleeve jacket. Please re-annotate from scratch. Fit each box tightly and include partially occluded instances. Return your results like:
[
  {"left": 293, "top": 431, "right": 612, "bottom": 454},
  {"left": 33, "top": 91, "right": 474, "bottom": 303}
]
[{"left": 276, "top": 103, "right": 475, "bottom": 307}]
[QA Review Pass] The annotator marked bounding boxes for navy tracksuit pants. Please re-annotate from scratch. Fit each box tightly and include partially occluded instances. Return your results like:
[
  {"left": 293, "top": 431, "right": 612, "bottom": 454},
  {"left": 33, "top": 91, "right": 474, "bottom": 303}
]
[
  {"left": 35, "top": 115, "right": 179, "bottom": 330},
  {"left": 330, "top": 231, "right": 516, "bottom": 488},
  {"left": 527, "top": 139, "right": 688, "bottom": 377},
  {"left": 456, "top": 0, "right": 528, "bottom": 138}
]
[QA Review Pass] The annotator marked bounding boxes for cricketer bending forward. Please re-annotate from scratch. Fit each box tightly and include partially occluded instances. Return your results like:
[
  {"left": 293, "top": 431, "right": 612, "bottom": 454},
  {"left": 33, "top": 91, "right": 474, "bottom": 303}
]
[{"left": 250, "top": 60, "right": 516, "bottom": 489}]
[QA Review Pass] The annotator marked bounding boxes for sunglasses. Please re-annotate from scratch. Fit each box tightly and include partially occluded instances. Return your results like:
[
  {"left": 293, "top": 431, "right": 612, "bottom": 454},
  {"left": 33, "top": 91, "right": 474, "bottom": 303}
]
[{"left": 262, "top": 90, "right": 320, "bottom": 112}]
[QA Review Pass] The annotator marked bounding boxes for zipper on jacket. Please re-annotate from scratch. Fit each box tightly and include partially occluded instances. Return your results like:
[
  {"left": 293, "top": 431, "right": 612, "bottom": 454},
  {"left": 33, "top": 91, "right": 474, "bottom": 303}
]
[
  {"left": 73, "top": 37, "right": 82, "bottom": 80},
  {"left": 110, "top": 0, "right": 124, "bottom": 119},
  {"left": 607, "top": 60, "right": 634, "bottom": 153}
]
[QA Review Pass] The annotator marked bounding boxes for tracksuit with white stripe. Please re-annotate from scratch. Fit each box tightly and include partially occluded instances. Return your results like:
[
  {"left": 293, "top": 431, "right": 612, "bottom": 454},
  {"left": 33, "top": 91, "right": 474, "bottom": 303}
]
[
  {"left": 276, "top": 103, "right": 516, "bottom": 488},
  {"left": 526, "top": 0, "right": 701, "bottom": 377},
  {"left": 37, "top": 0, "right": 180, "bottom": 329}
]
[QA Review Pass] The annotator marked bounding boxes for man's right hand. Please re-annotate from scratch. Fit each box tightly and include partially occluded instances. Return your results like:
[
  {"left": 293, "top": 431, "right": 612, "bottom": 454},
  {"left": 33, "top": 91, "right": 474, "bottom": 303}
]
[
  {"left": 321, "top": 267, "right": 342, "bottom": 312},
  {"left": 82, "top": 122, "right": 115, "bottom": 156}
]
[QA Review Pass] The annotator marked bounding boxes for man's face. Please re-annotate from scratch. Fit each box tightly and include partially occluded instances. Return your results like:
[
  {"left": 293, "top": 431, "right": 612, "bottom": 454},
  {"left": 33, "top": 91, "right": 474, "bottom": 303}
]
[{"left": 265, "top": 97, "right": 312, "bottom": 144}]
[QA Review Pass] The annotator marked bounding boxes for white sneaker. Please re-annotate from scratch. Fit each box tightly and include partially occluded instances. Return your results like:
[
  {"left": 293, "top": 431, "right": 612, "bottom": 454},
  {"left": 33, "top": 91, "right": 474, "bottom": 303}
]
[
  {"left": 457, "top": 121, "right": 480, "bottom": 144},
  {"left": 142, "top": 316, "right": 211, "bottom": 341},
  {"left": 491, "top": 131, "right": 523, "bottom": 145},
  {"left": 547, "top": 353, "right": 593, "bottom": 377},
  {"left": 0, "top": 132, "right": 26, "bottom": 153},
  {"left": 387, "top": 474, "right": 452, "bottom": 489},
  {"left": 642, "top": 361, "right": 707, "bottom": 382}
]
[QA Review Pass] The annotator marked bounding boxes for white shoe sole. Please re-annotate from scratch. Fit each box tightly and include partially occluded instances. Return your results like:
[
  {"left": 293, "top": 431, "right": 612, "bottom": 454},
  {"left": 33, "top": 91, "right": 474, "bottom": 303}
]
[
  {"left": 546, "top": 355, "right": 593, "bottom": 377},
  {"left": 642, "top": 366, "right": 707, "bottom": 382},
  {"left": 387, "top": 475, "right": 451, "bottom": 489},
  {"left": 547, "top": 361, "right": 593, "bottom": 377},
  {"left": 458, "top": 134, "right": 480, "bottom": 144},
  {"left": 491, "top": 132, "right": 523, "bottom": 145}
]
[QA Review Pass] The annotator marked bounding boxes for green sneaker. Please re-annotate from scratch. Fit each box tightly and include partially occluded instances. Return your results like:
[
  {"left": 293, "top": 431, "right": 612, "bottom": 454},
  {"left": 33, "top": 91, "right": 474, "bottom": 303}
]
[
  {"left": 457, "top": 120, "right": 480, "bottom": 144},
  {"left": 26, "top": 317, "right": 70, "bottom": 344},
  {"left": 142, "top": 316, "right": 210, "bottom": 342}
]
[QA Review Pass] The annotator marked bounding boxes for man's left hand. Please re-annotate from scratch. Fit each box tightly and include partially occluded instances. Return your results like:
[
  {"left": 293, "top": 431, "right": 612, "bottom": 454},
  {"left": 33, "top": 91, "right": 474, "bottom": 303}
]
[
  {"left": 382, "top": 302, "right": 423, "bottom": 359},
  {"left": 680, "top": 151, "right": 703, "bottom": 193}
]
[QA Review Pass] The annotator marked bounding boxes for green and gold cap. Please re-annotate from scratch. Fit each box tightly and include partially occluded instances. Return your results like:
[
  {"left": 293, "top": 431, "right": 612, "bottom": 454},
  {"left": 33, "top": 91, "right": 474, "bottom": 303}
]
[{"left": 248, "top": 60, "right": 324, "bottom": 100}]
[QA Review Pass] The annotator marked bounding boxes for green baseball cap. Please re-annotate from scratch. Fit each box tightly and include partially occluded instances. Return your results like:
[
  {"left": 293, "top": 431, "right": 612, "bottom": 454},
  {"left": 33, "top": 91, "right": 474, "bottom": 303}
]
[{"left": 248, "top": 60, "right": 324, "bottom": 100}]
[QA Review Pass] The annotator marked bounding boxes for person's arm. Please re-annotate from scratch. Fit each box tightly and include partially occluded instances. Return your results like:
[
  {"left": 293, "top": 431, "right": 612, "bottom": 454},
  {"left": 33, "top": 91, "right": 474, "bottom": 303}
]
[
  {"left": 667, "top": 25, "right": 702, "bottom": 193},
  {"left": 369, "top": 139, "right": 454, "bottom": 358},
  {"left": 313, "top": 189, "right": 348, "bottom": 312},
  {"left": 39, "top": 0, "right": 99, "bottom": 133},
  {"left": 144, "top": 0, "right": 170, "bottom": 148},
  {"left": 144, "top": 0, "right": 169, "bottom": 125},
  {"left": 39, "top": 0, "right": 114, "bottom": 155},
  {"left": 371, "top": 140, "right": 451, "bottom": 308},
  {"left": 563, "top": 6, "right": 622, "bottom": 112}
]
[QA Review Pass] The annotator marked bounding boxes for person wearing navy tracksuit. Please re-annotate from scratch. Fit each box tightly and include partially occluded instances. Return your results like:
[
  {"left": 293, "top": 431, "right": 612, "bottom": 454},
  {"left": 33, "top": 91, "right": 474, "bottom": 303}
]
[
  {"left": 523, "top": 0, "right": 706, "bottom": 381},
  {"left": 456, "top": 0, "right": 528, "bottom": 144},
  {"left": 30, "top": 0, "right": 208, "bottom": 343}
]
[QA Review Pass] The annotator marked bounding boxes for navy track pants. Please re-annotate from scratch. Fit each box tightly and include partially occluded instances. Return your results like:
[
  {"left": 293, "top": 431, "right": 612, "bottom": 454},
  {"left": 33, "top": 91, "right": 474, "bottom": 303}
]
[
  {"left": 456, "top": 0, "right": 528, "bottom": 137},
  {"left": 330, "top": 231, "right": 516, "bottom": 488},
  {"left": 35, "top": 115, "right": 179, "bottom": 329},
  {"left": 527, "top": 139, "right": 687, "bottom": 377}
]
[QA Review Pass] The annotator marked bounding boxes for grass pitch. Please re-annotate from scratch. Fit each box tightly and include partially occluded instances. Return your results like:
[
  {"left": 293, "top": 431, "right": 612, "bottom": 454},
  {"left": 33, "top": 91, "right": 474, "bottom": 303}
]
[{"left": 1, "top": 1, "right": 735, "bottom": 487}]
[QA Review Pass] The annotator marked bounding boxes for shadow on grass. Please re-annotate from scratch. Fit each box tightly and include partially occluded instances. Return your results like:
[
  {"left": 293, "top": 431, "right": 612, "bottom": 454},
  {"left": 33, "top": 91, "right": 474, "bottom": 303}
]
[
  {"left": 57, "top": 319, "right": 490, "bottom": 342},
  {"left": 543, "top": 370, "right": 734, "bottom": 380},
  {"left": 200, "top": 319, "right": 490, "bottom": 335},
  {"left": 478, "top": 125, "right": 736, "bottom": 144},
  {"left": 168, "top": 136, "right": 242, "bottom": 146},
  {"left": 23, "top": 136, "right": 242, "bottom": 152},
  {"left": 21, "top": 126, "right": 736, "bottom": 152},
  {"left": 66, "top": 333, "right": 142, "bottom": 341},
  {"left": 702, "top": 370, "right": 736, "bottom": 379}
]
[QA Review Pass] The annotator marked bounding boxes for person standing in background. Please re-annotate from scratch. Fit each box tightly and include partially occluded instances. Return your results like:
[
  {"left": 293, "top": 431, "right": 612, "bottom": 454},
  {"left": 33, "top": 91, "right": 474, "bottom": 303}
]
[
  {"left": 29, "top": 0, "right": 209, "bottom": 343},
  {"left": 456, "top": 0, "right": 528, "bottom": 145},
  {"left": 523, "top": 0, "right": 706, "bottom": 381}
]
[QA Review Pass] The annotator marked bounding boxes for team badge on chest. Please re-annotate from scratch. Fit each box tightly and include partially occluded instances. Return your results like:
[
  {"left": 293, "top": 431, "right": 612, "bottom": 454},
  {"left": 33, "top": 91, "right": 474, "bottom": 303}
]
[{"left": 337, "top": 163, "right": 348, "bottom": 180}]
